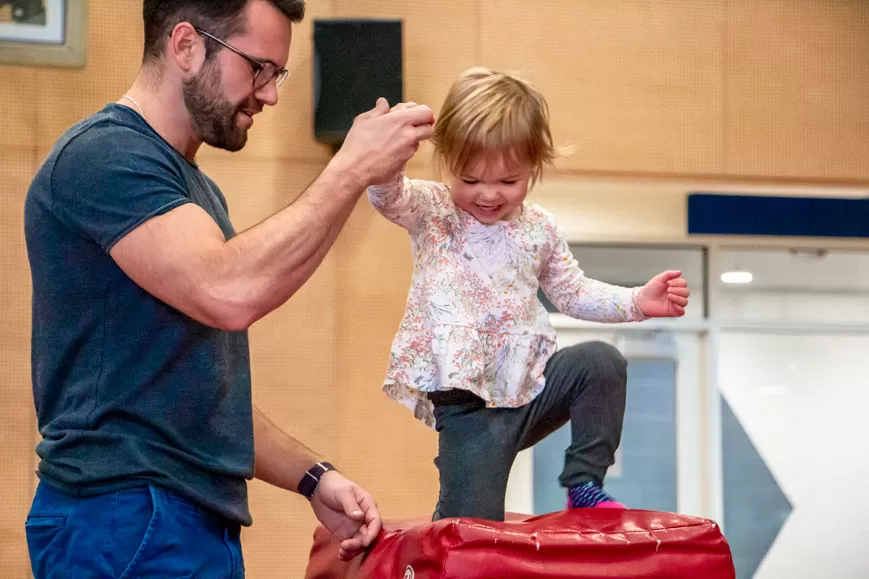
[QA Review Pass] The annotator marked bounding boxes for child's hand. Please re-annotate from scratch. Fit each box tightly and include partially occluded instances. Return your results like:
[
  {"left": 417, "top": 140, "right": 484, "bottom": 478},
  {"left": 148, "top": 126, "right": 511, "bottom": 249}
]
[
  {"left": 636, "top": 271, "right": 690, "bottom": 318},
  {"left": 391, "top": 101, "right": 436, "bottom": 125}
]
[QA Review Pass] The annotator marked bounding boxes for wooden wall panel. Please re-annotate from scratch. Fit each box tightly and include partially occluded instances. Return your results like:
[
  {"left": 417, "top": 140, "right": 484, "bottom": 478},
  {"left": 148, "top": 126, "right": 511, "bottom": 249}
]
[
  {"left": 0, "top": 68, "right": 37, "bottom": 149},
  {"left": 242, "top": 479, "right": 322, "bottom": 578},
  {"left": 0, "top": 147, "right": 37, "bottom": 579},
  {"left": 35, "top": 0, "right": 142, "bottom": 148},
  {"left": 332, "top": 0, "right": 480, "bottom": 123},
  {"left": 724, "top": 0, "right": 869, "bottom": 180},
  {"left": 333, "top": 199, "right": 441, "bottom": 521},
  {"left": 480, "top": 0, "right": 725, "bottom": 175}
]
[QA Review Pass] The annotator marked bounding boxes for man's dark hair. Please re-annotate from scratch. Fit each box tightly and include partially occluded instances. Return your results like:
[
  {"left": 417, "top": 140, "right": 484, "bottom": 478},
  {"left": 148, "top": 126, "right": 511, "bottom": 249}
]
[{"left": 142, "top": 0, "right": 305, "bottom": 62}]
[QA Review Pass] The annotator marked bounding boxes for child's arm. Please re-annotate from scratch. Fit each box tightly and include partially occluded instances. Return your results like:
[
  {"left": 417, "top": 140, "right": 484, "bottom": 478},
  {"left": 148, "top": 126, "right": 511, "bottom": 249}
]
[
  {"left": 367, "top": 170, "right": 445, "bottom": 234},
  {"left": 539, "top": 230, "right": 647, "bottom": 323}
]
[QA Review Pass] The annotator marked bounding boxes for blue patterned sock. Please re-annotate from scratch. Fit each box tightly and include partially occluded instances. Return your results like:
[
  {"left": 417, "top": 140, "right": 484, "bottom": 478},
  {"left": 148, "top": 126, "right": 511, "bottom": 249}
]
[{"left": 568, "top": 481, "right": 625, "bottom": 509}]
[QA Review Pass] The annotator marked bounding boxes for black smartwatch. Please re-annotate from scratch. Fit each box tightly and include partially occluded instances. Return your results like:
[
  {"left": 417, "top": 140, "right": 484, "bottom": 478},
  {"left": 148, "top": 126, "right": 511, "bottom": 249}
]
[{"left": 298, "top": 461, "right": 337, "bottom": 501}]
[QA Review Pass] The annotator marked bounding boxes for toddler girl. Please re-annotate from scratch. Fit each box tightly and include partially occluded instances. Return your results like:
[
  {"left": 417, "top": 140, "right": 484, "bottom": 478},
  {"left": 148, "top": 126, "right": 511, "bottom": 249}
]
[{"left": 368, "top": 67, "right": 690, "bottom": 521}]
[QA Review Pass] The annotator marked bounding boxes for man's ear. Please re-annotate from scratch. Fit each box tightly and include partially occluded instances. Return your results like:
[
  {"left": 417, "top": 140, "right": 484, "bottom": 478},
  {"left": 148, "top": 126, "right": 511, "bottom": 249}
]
[{"left": 167, "top": 22, "right": 206, "bottom": 74}]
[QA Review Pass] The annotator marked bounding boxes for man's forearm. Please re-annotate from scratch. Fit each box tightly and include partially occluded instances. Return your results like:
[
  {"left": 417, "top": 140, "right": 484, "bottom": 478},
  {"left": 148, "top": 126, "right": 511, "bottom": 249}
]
[
  {"left": 252, "top": 405, "right": 324, "bottom": 493},
  {"left": 210, "top": 164, "right": 363, "bottom": 329}
]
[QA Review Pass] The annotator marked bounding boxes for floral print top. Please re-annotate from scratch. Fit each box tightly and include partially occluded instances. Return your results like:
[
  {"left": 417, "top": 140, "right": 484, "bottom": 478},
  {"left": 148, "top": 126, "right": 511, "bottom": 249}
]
[{"left": 368, "top": 171, "right": 647, "bottom": 428}]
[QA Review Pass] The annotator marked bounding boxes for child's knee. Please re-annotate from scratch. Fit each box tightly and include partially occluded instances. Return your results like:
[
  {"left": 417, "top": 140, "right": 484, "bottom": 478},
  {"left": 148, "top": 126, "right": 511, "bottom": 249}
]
[{"left": 564, "top": 341, "right": 627, "bottom": 386}]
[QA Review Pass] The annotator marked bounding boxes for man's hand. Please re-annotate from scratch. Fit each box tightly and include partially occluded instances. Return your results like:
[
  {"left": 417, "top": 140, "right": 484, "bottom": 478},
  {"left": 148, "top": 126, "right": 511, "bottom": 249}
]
[
  {"left": 310, "top": 471, "right": 382, "bottom": 561},
  {"left": 330, "top": 97, "right": 435, "bottom": 188}
]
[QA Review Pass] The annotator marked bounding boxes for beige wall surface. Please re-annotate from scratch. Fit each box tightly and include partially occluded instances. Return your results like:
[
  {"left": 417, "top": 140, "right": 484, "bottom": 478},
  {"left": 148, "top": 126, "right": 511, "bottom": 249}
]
[{"left": 2, "top": 1, "right": 867, "bottom": 576}]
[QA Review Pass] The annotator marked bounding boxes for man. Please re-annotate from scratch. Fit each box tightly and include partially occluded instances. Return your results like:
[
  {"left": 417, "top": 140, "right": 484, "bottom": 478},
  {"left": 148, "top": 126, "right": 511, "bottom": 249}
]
[{"left": 23, "top": 0, "right": 434, "bottom": 576}]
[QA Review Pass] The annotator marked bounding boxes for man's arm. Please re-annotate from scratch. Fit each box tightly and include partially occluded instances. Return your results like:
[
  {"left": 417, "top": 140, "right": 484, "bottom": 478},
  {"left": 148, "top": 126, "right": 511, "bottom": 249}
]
[
  {"left": 253, "top": 406, "right": 381, "bottom": 560},
  {"left": 252, "top": 404, "right": 319, "bottom": 492},
  {"left": 110, "top": 100, "right": 434, "bottom": 330},
  {"left": 110, "top": 164, "right": 359, "bottom": 331}
]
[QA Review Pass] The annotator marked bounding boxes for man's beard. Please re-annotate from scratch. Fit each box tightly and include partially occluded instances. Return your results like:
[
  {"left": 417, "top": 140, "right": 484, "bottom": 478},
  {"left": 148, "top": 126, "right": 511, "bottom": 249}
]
[{"left": 182, "top": 60, "right": 249, "bottom": 152}]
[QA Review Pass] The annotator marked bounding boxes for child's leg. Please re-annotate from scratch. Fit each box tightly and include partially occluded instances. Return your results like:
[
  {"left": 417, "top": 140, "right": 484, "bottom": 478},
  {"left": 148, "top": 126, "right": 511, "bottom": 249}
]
[
  {"left": 515, "top": 341, "right": 628, "bottom": 504},
  {"left": 430, "top": 390, "right": 519, "bottom": 522}
]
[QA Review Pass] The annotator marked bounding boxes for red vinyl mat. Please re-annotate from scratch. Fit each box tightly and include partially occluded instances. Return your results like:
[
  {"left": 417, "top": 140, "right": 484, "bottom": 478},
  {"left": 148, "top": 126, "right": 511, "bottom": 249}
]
[{"left": 305, "top": 509, "right": 736, "bottom": 578}]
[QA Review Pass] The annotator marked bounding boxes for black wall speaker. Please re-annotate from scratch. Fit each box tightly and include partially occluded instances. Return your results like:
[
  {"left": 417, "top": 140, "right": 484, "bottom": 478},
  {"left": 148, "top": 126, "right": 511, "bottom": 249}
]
[{"left": 313, "top": 19, "right": 403, "bottom": 147}]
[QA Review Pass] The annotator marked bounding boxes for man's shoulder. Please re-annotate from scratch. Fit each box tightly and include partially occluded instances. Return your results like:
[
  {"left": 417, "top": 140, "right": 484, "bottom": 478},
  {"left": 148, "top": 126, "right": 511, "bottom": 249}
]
[
  {"left": 28, "top": 104, "right": 191, "bottom": 216},
  {"left": 53, "top": 105, "right": 177, "bottom": 168}
]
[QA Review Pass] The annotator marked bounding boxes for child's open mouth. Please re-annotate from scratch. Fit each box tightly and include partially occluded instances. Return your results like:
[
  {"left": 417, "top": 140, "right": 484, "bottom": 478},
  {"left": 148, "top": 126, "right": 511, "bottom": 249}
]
[{"left": 475, "top": 203, "right": 502, "bottom": 214}]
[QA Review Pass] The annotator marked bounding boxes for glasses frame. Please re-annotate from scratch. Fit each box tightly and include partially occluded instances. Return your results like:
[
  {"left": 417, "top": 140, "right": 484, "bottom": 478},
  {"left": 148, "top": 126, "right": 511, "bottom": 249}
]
[{"left": 194, "top": 28, "right": 289, "bottom": 90}]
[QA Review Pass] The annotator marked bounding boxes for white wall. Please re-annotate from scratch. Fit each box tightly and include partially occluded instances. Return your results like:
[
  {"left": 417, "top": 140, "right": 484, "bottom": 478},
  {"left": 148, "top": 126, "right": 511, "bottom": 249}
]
[
  {"left": 719, "top": 332, "right": 869, "bottom": 579},
  {"left": 720, "top": 290, "right": 869, "bottom": 325}
]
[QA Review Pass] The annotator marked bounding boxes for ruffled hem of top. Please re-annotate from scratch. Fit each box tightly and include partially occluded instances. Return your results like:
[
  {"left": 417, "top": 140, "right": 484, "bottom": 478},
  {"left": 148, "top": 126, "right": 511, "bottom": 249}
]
[{"left": 381, "top": 325, "right": 558, "bottom": 427}]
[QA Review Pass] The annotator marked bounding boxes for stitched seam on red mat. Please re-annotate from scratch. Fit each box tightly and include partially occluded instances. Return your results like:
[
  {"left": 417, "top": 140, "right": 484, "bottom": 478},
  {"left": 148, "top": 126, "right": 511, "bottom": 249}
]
[
  {"left": 448, "top": 520, "right": 717, "bottom": 547},
  {"left": 457, "top": 520, "right": 712, "bottom": 537},
  {"left": 440, "top": 519, "right": 461, "bottom": 579}
]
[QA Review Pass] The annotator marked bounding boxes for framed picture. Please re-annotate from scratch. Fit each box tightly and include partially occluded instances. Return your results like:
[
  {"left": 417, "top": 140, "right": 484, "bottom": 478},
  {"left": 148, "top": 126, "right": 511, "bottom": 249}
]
[{"left": 0, "top": 0, "right": 87, "bottom": 68}]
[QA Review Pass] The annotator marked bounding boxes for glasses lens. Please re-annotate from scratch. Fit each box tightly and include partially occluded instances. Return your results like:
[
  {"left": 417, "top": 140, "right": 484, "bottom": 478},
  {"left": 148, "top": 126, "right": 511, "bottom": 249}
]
[{"left": 254, "top": 63, "right": 277, "bottom": 90}]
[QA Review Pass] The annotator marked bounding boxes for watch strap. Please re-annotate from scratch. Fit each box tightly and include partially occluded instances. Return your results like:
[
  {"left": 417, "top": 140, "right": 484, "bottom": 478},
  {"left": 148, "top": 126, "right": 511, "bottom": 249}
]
[{"left": 298, "top": 461, "right": 336, "bottom": 501}]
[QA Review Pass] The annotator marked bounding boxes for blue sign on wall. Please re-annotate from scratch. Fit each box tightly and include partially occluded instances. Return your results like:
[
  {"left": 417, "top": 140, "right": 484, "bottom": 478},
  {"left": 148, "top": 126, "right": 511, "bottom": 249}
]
[{"left": 687, "top": 193, "right": 869, "bottom": 238}]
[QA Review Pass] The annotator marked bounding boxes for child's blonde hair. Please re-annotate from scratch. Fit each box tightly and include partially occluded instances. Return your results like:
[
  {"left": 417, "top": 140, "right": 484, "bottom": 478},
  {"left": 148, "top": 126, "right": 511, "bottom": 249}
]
[{"left": 432, "top": 67, "right": 559, "bottom": 185}]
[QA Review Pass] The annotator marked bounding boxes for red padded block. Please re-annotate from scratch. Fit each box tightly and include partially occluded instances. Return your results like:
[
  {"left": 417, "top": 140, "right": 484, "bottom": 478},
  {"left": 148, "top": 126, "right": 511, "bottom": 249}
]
[{"left": 306, "top": 509, "right": 735, "bottom": 578}]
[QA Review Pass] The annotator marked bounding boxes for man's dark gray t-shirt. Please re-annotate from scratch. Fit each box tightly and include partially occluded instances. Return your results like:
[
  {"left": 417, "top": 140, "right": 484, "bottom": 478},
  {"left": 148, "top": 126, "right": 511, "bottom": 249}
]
[{"left": 24, "top": 104, "right": 254, "bottom": 525}]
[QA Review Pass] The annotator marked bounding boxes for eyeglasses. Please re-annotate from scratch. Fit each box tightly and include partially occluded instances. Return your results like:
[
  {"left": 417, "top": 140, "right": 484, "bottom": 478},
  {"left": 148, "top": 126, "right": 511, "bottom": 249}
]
[{"left": 195, "top": 28, "right": 289, "bottom": 90}]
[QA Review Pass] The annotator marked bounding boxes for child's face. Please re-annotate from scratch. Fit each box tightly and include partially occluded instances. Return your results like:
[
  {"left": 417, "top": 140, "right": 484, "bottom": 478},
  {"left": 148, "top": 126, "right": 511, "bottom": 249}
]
[{"left": 450, "top": 153, "right": 533, "bottom": 224}]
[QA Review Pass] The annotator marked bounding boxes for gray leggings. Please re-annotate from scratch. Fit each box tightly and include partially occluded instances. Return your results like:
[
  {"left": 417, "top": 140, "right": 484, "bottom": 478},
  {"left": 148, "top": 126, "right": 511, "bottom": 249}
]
[{"left": 429, "top": 341, "right": 628, "bottom": 521}]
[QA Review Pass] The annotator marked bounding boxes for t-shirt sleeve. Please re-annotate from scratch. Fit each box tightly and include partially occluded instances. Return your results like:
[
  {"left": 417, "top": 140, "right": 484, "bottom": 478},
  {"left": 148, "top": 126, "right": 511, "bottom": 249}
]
[{"left": 49, "top": 126, "right": 192, "bottom": 253}]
